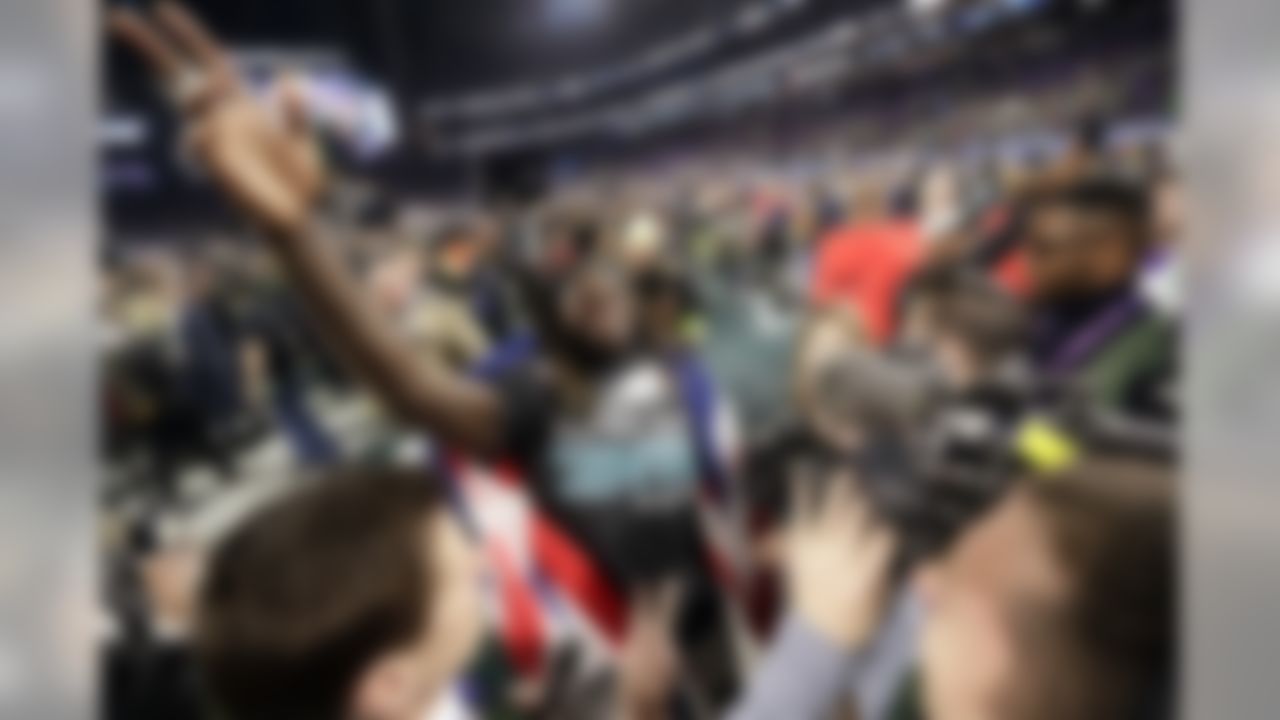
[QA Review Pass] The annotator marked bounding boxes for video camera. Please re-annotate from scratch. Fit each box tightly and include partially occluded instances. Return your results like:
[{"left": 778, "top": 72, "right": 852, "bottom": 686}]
[{"left": 745, "top": 345, "right": 1175, "bottom": 565}]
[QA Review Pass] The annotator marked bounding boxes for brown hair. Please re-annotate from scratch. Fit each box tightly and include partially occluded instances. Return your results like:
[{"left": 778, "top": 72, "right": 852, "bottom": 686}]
[
  {"left": 1025, "top": 456, "right": 1175, "bottom": 717},
  {"left": 196, "top": 469, "right": 444, "bottom": 720}
]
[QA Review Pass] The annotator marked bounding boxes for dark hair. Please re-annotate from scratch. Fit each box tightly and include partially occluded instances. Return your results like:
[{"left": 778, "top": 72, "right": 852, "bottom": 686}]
[
  {"left": 430, "top": 221, "right": 474, "bottom": 251},
  {"left": 429, "top": 215, "right": 488, "bottom": 257},
  {"left": 541, "top": 212, "right": 601, "bottom": 265},
  {"left": 1025, "top": 456, "right": 1174, "bottom": 716},
  {"left": 1037, "top": 178, "right": 1152, "bottom": 244},
  {"left": 634, "top": 266, "right": 697, "bottom": 315},
  {"left": 196, "top": 470, "right": 444, "bottom": 720}
]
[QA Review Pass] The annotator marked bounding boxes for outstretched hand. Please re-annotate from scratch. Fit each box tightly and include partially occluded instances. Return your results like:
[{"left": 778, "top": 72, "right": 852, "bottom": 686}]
[
  {"left": 784, "top": 470, "right": 897, "bottom": 650},
  {"left": 110, "top": 3, "right": 506, "bottom": 454},
  {"left": 109, "top": 3, "right": 325, "bottom": 236}
]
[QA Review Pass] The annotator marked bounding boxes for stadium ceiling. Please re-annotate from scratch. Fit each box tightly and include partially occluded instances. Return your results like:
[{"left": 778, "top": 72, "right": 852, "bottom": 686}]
[{"left": 105, "top": 0, "right": 894, "bottom": 103}]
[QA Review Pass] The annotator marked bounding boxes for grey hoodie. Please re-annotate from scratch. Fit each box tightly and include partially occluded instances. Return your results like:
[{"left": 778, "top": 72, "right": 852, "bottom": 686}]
[{"left": 727, "top": 589, "right": 922, "bottom": 720}]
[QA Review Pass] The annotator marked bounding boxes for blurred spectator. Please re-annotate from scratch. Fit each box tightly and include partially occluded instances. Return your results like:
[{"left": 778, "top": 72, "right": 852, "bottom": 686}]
[
  {"left": 176, "top": 251, "right": 245, "bottom": 439},
  {"left": 916, "top": 457, "right": 1173, "bottom": 720},
  {"left": 731, "top": 455, "right": 1173, "bottom": 720},
  {"left": 1024, "top": 179, "right": 1176, "bottom": 419},
  {"left": 427, "top": 217, "right": 518, "bottom": 344},
  {"left": 196, "top": 470, "right": 484, "bottom": 720},
  {"left": 813, "top": 181, "right": 927, "bottom": 346},
  {"left": 242, "top": 267, "right": 341, "bottom": 466}
]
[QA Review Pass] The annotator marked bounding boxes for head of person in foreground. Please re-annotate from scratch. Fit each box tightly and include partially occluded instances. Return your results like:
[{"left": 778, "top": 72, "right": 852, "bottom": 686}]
[{"left": 195, "top": 470, "right": 485, "bottom": 720}]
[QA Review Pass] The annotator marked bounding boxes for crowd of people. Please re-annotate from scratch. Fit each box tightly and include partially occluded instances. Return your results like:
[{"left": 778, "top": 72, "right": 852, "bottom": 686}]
[{"left": 102, "top": 4, "right": 1179, "bottom": 720}]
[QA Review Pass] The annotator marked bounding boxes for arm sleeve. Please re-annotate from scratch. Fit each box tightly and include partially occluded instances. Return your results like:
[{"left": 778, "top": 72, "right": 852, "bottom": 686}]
[
  {"left": 492, "top": 368, "right": 556, "bottom": 466},
  {"left": 726, "top": 615, "right": 859, "bottom": 720},
  {"left": 848, "top": 588, "right": 924, "bottom": 720}
]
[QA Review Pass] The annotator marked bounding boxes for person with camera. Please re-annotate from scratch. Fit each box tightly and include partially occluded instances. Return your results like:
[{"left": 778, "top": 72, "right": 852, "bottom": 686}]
[{"left": 730, "top": 454, "right": 1173, "bottom": 720}]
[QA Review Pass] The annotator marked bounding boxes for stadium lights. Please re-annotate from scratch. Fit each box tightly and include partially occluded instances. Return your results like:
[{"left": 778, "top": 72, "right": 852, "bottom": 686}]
[
  {"left": 545, "top": 0, "right": 609, "bottom": 30},
  {"left": 481, "top": 3, "right": 806, "bottom": 120},
  {"left": 734, "top": 2, "right": 777, "bottom": 36},
  {"left": 909, "top": 0, "right": 950, "bottom": 16},
  {"left": 421, "top": 0, "right": 798, "bottom": 121},
  {"left": 421, "top": 25, "right": 727, "bottom": 122},
  {"left": 436, "top": 0, "right": 1041, "bottom": 154}
]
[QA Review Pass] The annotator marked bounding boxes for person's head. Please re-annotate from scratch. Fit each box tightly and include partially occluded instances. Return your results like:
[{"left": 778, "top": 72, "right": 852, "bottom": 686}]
[
  {"left": 1024, "top": 179, "right": 1151, "bottom": 305},
  {"left": 538, "top": 212, "right": 600, "bottom": 275},
  {"left": 633, "top": 265, "right": 695, "bottom": 352},
  {"left": 368, "top": 242, "right": 425, "bottom": 318},
  {"left": 1053, "top": 117, "right": 1108, "bottom": 185},
  {"left": 196, "top": 470, "right": 485, "bottom": 720},
  {"left": 850, "top": 178, "right": 890, "bottom": 223},
  {"left": 897, "top": 265, "right": 1027, "bottom": 389},
  {"left": 916, "top": 457, "right": 1173, "bottom": 720},
  {"left": 429, "top": 219, "right": 490, "bottom": 283},
  {"left": 792, "top": 308, "right": 869, "bottom": 451},
  {"left": 619, "top": 211, "right": 667, "bottom": 272},
  {"left": 560, "top": 260, "right": 640, "bottom": 372},
  {"left": 517, "top": 253, "right": 641, "bottom": 379}
]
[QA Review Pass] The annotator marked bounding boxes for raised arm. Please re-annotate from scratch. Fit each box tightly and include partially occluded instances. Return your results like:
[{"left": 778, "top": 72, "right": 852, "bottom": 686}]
[
  {"left": 728, "top": 474, "right": 897, "bottom": 720},
  {"left": 109, "top": 3, "right": 504, "bottom": 455}
]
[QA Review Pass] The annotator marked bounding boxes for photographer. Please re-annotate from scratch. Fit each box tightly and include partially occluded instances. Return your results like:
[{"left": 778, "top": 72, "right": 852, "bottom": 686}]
[
  {"left": 739, "top": 264, "right": 1172, "bottom": 720},
  {"left": 732, "top": 455, "right": 1173, "bottom": 720},
  {"left": 729, "top": 474, "right": 898, "bottom": 720},
  {"left": 739, "top": 307, "right": 931, "bottom": 720}
]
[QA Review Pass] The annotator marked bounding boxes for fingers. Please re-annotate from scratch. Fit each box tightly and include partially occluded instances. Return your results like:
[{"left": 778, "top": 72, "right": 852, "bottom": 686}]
[
  {"left": 154, "top": 2, "right": 232, "bottom": 77},
  {"left": 788, "top": 466, "right": 899, "bottom": 551},
  {"left": 817, "top": 472, "right": 861, "bottom": 526},
  {"left": 109, "top": 4, "right": 239, "bottom": 112},
  {"left": 789, "top": 465, "right": 864, "bottom": 530},
  {"left": 862, "top": 523, "right": 898, "bottom": 573},
  {"left": 787, "top": 460, "right": 822, "bottom": 527},
  {"left": 109, "top": 8, "right": 183, "bottom": 80},
  {"left": 271, "top": 73, "right": 312, "bottom": 135}
]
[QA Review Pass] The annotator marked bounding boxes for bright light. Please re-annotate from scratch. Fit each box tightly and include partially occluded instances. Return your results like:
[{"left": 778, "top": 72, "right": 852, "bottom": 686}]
[
  {"left": 546, "top": 0, "right": 607, "bottom": 29},
  {"left": 908, "top": 0, "right": 950, "bottom": 16},
  {"left": 734, "top": 3, "right": 776, "bottom": 36}
]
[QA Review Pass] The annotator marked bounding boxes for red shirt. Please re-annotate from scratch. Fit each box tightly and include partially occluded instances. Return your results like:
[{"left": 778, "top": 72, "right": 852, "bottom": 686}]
[{"left": 812, "top": 219, "right": 926, "bottom": 345}]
